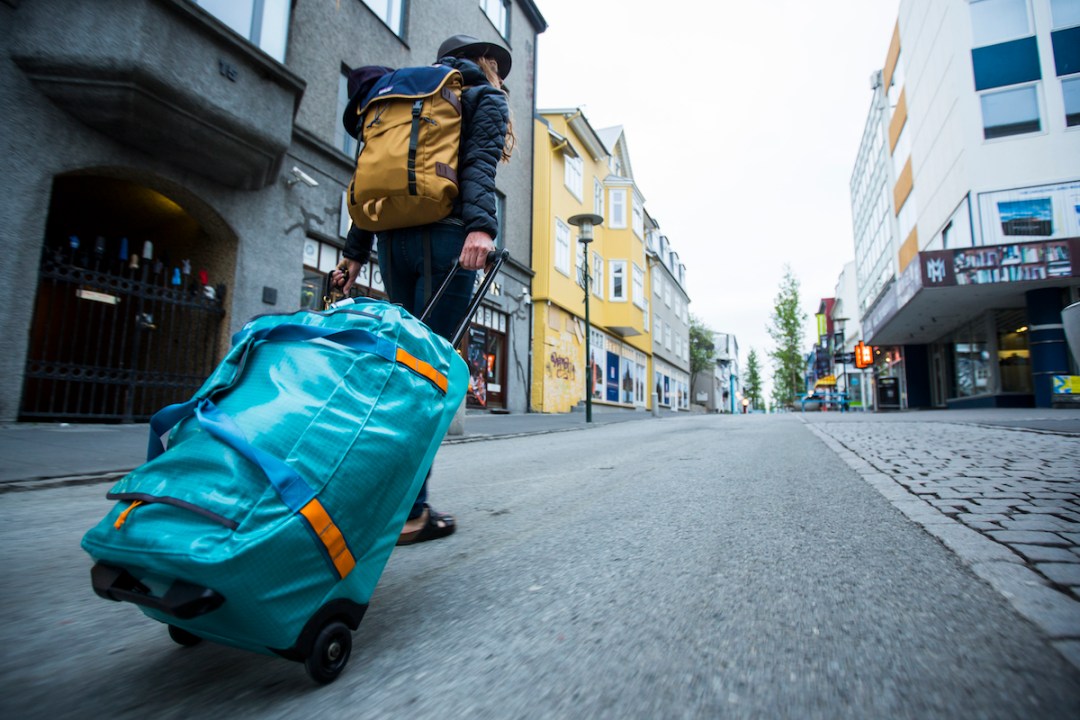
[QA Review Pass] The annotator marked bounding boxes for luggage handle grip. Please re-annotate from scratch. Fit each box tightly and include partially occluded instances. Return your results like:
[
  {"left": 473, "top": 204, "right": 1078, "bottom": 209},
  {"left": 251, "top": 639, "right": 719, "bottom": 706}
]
[
  {"left": 91, "top": 562, "right": 224, "bottom": 620},
  {"left": 420, "top": 249, "right": 509, "bottom": 347}
]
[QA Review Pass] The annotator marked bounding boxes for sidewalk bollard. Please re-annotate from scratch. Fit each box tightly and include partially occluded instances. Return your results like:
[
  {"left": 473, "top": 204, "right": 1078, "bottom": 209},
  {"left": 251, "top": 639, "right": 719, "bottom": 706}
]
[
  {"left": 651, "top": 392, "right": 659, "bottom": 417},
  {"left": 448, "top": 398, "right": 466, "bottom": 436}
]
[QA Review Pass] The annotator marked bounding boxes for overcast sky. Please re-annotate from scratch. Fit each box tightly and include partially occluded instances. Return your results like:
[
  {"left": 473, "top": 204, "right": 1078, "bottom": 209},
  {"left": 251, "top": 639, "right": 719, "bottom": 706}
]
[{"left": 533, "top": 0, "right": 901, "bottom": 390}]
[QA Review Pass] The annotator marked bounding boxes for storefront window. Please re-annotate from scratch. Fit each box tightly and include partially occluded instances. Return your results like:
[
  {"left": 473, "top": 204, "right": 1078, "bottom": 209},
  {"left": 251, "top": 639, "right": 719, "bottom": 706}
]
[
  {"left": 467, "top": 307, "right": 508, "bottom": 409},
  {"left": 997, "top": 311, "right": 1032, "bottom": 393},
  {"left": 955, "top": 342, "right": 991, "bottom": 396},
  {"left": 301, "top": 237, "right": 342, "bottom": 309}
]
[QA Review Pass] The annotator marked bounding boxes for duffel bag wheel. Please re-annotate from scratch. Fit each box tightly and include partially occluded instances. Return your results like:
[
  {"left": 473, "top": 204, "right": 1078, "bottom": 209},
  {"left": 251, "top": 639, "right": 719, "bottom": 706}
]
[
  {"left": 305, "top": 621, "right": 352, "bottom": 684},
  {"left": 168, "top": 624, "right": 202, "bottom": 647}
]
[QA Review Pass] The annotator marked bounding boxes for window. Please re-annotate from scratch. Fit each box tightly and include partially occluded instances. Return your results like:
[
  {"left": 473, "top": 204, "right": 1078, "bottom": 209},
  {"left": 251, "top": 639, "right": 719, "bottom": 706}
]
[
  {"left": 196, "top": 0, "right": 291, "bottom": 62},
  {"left": 555, "top": 219, "right": 571, "bottom": 275},
  {"left": 654, "top": 316, "right": 663, "bottom": 346},
  {"left": 610, "top": 188, "right": 627, "bottom": 229},
  {"left": 632, "top": 194, "right": 644, "bottom": 238},
  {"left": 1052, "top": 0, "right": 1080, "bottom": 28},
  {"left": 972, "top": 36, "right": 1041, "bottom": 91},
  {"left": 592, "top": 252, "right": 604, "bottom": 298},
  {"left": 494, "top": 191, "right": 507, "bottom": 248},
  {"left": 665, "top": 325, "right": 672, "bottom": 350},
  {"left": 654, "top": 273, "right": 663, "bottom": 297},
  {"left": 609, "top": 154, "right": 622, "bottom": 176},
  {"left": 632, "top": 264, "right": 645, "bottom": 309},
  {"left": 643, "top": 300, "right": 649, "bottom": 332},
  {"left": 359, "top": 0, "right": 405, "bottom": 36},
  {"left": 1064, "top": 77, "right": 1080, "bottom": 126},
  {"left": 609, "top": 260, "right": 627, "bottom": 301},
  {"left": 981, "top": 84, "right": 1041, "bottom": 138},
  {"left": 564, "top": 154, "right": 584, "bottom": 200},
  {"left": 664, "top": 281, "right": 671, "bottom": 307},
  {"left": 892, "top": 125, "right": 910, "bottom": 176},
  {"left": 1053, "top": 27, "right": 1080, "bottom": 79},
  {"left": 593, "top": 178, "right": 605, "bottom": 217},
  {"left": 970, "top": 0, "right": 1031, "bottom": 47},
  {"left": 480, "top": 0, "right": 510, "bottom": 39},
  {"left": 337, "top": 69, "right": 359, "bottom": 157},
  {"left": 955, "top": 341, "right": 991, "bottom": 396},
  {"left": 301, "top": 237, "right": 342, "bottom": 309},
  {"left": 898, "top": 192, "right": 917, "bottom": 241}
]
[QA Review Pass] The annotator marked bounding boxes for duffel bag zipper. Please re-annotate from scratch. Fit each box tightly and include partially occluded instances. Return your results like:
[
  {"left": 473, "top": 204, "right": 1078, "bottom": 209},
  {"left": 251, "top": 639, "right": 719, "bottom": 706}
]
[{"left": 108, "top": 493, "right": 239, "bottom": 531}]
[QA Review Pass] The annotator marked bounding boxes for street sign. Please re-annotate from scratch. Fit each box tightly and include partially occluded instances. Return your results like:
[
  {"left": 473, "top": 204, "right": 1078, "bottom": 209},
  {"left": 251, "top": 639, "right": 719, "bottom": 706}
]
[
  {"left": 833, "top": 352, "right": 855, "bottom": 364},
  {"left": 854, "top": 341, "right": 875, "bottom": 369}
]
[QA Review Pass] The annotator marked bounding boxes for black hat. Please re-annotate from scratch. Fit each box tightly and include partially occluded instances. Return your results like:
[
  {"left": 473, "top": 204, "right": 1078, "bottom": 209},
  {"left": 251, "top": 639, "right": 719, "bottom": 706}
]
[{"left": 436, "top": 34, "right": 511, "bottom": 79}]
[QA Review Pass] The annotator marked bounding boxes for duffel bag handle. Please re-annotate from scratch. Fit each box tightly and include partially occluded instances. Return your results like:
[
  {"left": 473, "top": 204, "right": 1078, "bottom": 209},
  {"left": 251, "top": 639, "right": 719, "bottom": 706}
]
[{"left": 148, "top": 324, "right": 396, "bottom": 461}]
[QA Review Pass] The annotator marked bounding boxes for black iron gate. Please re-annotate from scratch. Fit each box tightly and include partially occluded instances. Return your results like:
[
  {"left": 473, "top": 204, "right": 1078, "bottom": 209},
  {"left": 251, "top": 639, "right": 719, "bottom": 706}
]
[{"left": 21, "top": 246, "right": 225, "bottom": 422}]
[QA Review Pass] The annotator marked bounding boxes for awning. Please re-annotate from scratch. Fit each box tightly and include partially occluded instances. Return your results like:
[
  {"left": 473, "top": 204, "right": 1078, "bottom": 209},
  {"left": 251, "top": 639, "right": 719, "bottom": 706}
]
[{"left": 814, "top": 375, "right": 837, "bottom": 387}]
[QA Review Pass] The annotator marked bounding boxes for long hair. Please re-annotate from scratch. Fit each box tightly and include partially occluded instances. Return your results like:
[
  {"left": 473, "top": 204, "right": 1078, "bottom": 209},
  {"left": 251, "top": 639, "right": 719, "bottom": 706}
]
[{"left": 475, "top": 55, "right": 516, "bottom": 163}]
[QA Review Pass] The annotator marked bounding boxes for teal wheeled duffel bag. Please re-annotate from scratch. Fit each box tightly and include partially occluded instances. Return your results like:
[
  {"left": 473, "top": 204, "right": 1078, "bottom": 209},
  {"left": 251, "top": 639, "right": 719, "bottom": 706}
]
[{"left": 81, "top": 254, "right": 504, "bottom": 684}]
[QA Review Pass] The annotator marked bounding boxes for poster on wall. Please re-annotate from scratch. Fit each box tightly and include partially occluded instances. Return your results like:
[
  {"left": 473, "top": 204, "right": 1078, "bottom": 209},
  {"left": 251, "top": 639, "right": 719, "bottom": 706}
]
[
  {"left": 589, "top": 329, "right": 605, "bottom": 400},
  {"left": 606, "top": 351, "right": 620, "bottom": 402},
  {"left": 467, "top": 328, "right": 488, "bottom": 407},
  {"left": 978, "top": 181, "right": 1080, "bottom": 245}
]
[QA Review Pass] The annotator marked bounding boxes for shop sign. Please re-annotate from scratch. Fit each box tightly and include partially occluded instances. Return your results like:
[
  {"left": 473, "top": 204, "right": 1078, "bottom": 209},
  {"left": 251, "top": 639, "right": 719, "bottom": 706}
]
[
  {"left": 1053, "top": 375, "right": 1080, "bottom": 394},
  {"left": 921, "top": 238, "right": 1078, "bottom": 287}
]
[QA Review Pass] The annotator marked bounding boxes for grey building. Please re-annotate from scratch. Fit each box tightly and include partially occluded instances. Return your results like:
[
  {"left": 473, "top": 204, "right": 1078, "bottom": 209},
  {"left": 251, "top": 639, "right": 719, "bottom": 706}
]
[
  {"left": 694, "top": 332, "right": 739, "bottom": 413},
  {"left": 1, "top": 0, "right": 545, "bottom": 422},
  {"left": 646, "top": 220, "right": 691, "bottom": 411}
]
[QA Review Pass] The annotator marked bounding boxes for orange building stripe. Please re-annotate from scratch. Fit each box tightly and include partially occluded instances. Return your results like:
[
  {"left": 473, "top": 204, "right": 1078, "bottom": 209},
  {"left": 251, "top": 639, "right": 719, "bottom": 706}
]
[
  {"left": 894, "top": 157, "right": 914, "bottom": 213},
  {"left": 300, "top": 499, "right": 356, "bottom": 579},
  {"left": 898, "top": 226, "right": 920, "bottom": 273},
  {"left": 396, "top": 348, "right": 449, "bottom": 393},
  {"left": 883, "top": 21, "right": 901, "bottom": 90}
]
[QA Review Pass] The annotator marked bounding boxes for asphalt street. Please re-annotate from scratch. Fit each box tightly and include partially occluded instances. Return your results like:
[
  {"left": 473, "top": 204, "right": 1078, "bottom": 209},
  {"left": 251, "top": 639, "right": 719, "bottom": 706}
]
[{"left": 1, "top": 413, "right": 1078, "bottom": 719}]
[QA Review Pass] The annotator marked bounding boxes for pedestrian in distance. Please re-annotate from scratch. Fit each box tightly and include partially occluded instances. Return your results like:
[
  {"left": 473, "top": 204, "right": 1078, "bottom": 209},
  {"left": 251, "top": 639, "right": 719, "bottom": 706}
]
[{"left": 334, "top": 34, "right": 515, "bottom": 545}]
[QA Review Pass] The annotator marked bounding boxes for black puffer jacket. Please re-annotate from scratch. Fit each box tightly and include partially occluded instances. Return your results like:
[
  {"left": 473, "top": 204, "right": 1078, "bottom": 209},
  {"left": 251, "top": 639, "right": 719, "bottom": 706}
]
[{"left": 343, "top": 57, "right": 509, "bottom": 261}]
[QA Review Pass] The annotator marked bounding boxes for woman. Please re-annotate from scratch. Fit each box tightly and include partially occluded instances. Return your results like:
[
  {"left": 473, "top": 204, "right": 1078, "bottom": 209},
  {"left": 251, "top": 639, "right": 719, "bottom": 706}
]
[{"left": 334, "top": 34, "right": 514, "bottom": 545}]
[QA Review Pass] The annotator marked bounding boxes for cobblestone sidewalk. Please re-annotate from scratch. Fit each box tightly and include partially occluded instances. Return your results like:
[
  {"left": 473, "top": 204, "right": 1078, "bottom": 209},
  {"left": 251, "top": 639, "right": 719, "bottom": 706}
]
[{"left": 804, "top": 417, "right": 1080, "bottom": 669}]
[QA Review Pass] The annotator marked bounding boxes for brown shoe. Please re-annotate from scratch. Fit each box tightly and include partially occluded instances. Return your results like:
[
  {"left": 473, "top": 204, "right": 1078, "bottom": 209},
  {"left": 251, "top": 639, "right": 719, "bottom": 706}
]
[{"left": 396, "top": 504, "right": 456, "bottom": 545}]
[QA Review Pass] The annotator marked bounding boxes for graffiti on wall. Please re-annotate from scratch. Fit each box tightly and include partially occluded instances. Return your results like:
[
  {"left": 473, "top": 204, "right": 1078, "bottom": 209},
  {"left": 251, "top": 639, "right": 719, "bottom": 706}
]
[
  {"left": 538, "top": 306, "right": 585, "bottom": 413},
  {"left": 547, "top": 352, "right": 576, "bottom": 381}
]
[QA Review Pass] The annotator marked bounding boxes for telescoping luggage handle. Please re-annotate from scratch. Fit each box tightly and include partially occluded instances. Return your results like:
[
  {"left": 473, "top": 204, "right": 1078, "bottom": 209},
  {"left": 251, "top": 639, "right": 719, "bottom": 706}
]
[{"left": 419, "top": 248, "right": 509, "bottom": 348}]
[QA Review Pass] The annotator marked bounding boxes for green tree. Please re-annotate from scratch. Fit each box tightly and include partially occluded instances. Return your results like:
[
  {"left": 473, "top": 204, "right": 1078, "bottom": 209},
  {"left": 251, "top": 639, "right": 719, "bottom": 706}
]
[
  {"left": 689, "top": 315, "right": 715, "bottom": 394},
  {"left": 744, "top": 347, "right": 763, "bottom": 411},
  {"left": 767, "top": 266, "right": 806, "bottom": 409}
]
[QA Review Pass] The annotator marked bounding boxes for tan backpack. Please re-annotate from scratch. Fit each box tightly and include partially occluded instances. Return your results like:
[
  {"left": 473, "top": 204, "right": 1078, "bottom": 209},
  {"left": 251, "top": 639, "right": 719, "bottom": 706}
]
[{"left": 347, "top": 65, "right": 463, "bottom": 232}]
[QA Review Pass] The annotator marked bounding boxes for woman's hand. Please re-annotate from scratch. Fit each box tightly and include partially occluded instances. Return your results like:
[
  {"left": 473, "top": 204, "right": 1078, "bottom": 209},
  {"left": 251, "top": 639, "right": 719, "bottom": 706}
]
[
  {"left": 332, "top": 259, "right": 362, "bottom": 294},
  {"left": 460, "top": 231, "right": 495, "bottom": 271}
]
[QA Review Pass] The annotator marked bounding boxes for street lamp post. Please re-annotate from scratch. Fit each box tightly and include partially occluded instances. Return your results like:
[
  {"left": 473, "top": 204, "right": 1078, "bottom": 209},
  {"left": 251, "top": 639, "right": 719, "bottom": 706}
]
[
  {"left": 835, "top": 317, "right": 849, "bottom": 412},
  {"left": 568, "top": 213, "right": 604, "bottom": 423}
]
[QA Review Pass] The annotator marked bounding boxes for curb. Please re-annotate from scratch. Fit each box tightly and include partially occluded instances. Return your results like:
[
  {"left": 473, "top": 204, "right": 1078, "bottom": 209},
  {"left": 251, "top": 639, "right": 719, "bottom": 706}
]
[
  {"left": 0, "top": 470, "right": 132, "bottom": 494},
  {"left": 802, "top": 419, "right": 1080, "bottom": 673}
]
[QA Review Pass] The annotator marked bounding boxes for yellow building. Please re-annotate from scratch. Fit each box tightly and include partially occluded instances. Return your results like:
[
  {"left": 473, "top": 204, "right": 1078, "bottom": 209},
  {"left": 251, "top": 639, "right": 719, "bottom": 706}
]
[{"left": 531, "top": 110, "right": 653, "bottom": 413}]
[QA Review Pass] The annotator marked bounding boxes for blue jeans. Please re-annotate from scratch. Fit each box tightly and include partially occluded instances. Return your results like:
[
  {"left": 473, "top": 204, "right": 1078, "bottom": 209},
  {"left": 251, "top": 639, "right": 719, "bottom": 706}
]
[{"left": 378, "top": 221, "right": 476, "bottom": 519}]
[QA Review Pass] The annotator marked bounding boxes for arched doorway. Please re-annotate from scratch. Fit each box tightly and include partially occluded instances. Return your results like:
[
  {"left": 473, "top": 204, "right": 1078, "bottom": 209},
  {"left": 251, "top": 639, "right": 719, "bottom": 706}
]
[{"left": 20, "top": 172, "right": 237, "bottom": 422}]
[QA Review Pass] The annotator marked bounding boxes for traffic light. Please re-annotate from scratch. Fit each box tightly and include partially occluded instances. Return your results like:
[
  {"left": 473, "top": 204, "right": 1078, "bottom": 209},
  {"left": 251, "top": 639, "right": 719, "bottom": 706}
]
[{"left": 854, "top": 341, "right": 874, "bottom": 369}]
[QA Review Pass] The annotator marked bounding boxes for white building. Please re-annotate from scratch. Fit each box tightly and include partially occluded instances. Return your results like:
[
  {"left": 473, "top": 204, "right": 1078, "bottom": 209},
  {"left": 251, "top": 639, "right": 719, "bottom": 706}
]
[
  {"left": 829, "top": 261, "right": 870, "bottom": 409},
  {"left": 647, "top": 221, "right": 692, "bottom": 411},
  {"left": 693, "top": 332, "right": 739, "bottom": 413},
  {"left": 851, "top": 0, "right": 1080, "bottom": 410}
]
